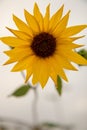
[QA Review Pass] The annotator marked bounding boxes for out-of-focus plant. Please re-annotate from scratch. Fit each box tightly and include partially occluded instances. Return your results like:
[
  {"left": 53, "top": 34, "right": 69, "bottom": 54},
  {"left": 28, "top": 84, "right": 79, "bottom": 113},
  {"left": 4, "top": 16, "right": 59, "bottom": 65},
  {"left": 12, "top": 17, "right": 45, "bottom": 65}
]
[{"left": 77, "top": 49, "right": 87, "bottom": 61}]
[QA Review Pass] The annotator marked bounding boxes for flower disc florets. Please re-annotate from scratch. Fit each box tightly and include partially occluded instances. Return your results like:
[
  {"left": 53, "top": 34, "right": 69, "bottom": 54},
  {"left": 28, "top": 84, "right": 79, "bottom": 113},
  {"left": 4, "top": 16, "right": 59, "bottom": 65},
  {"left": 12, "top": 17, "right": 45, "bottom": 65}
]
[{"left": 31, "top": 32, "right": 56, "bottom": 58}]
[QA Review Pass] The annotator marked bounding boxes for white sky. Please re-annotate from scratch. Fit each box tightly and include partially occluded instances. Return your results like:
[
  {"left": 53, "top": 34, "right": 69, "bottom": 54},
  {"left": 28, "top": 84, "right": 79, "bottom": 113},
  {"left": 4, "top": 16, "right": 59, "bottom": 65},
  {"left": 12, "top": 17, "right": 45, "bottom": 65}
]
[{"left": 0, "top": 0, "right": 87, "bottom": 130}]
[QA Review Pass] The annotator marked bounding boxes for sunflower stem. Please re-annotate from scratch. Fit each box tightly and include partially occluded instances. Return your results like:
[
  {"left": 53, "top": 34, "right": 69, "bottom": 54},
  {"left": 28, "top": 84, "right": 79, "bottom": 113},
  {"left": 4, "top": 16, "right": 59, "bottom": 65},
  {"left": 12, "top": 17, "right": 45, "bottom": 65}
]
[
  {"left": 32, "top": 86, "right": 39, "bottom": 128},
  {"left": 20, "top": 71, "right": 39, "bottom": 128},
  {"left": 20, "top": 71, "right": 25, "bottom": 80}
]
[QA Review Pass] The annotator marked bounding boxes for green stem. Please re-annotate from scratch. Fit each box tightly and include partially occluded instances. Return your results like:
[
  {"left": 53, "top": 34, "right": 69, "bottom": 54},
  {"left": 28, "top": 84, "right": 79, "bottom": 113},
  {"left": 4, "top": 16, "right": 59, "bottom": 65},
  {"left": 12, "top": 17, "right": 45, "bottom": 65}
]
[
  {"left": 21, "top": 71, "right": 39, "bottom": 128},
  {"left": 32, "top": 87, "right": 38, "bottom": 127}
]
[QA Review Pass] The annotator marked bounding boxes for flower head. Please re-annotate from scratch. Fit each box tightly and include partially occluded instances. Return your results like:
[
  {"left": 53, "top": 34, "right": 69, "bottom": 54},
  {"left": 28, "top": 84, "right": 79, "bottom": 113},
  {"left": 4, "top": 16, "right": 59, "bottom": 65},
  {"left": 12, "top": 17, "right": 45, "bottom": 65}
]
[{"left": 1, "top": 3, "right": 87, "bottom": 87}]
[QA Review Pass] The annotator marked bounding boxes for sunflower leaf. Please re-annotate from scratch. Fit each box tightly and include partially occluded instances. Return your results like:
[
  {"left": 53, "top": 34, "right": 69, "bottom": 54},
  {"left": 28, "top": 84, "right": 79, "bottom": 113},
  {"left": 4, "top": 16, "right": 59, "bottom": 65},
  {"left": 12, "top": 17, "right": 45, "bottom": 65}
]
[
  {"left": 77, "top": 49, "right": 87, "bottom": 59},
  {"left": 9, "top": 84, "right": 31, "bottom": 97},
  {"left": 56, "top": 75, "right": 62, "bottom": 96},
  {"left": 77, "top": 49, "right": 87, "bottom": 66}
]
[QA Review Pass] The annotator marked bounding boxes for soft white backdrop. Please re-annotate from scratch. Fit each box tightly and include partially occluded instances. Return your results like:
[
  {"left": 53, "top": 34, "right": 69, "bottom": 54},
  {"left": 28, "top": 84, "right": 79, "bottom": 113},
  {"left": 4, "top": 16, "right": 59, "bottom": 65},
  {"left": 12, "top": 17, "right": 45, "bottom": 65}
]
[{"left": 0, "top": 0, "right": 87, "bottom": 130}]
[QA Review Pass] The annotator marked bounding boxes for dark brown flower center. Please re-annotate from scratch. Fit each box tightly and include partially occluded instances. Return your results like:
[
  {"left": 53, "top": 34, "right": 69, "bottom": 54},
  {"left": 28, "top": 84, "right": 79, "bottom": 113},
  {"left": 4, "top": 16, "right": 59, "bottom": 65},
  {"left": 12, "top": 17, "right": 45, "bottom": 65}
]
[{"left": 31, "top": 32, "right": 56, "bottom": 58}]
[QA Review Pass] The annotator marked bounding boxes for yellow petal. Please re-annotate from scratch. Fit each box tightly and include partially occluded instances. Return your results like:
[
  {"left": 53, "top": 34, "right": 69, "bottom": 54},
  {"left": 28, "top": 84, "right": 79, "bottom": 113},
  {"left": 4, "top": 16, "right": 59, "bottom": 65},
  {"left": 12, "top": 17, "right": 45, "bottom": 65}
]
[
  {"left": 44, "top": 4, "right": 50, "bottom": 32},
  {"left": 61, "top": 50, "right": 87, "bottom": 65},
  {"left": 3, "top": 58, "right": 16, "bottom": 65},
  {"left": 33, "top": 3, "right": 44, "bottom": 31},
  {"left": 49, "top": 4, "right": 64, "bottom": 31},
  {"left": 55, "top": 65, "right": 68, "bottom": 82},
  {"left": 24, "top": 9, "right": 40, "bottom": 33},
  {"left": 13, "top": 14, "right": 33, "bottom": 37},
  {"left": 25, "top": 68, "right": 32, "bottom": 83},
  {"left": 56, "top": 36, "right": 84, "bottom": 46},
  {"left": 58, "top": 43, "right": 84, "bottom": 50},
  {"left": 11, "top": 56, "right": 35, "bottom": 71},
  {"left": 61, "top": 25, "right": 87, "bottom": 37},
  {"left": 1, "top": 37, "right": 30, "bottom": 47},
  {"left": 56, "top": 37, "right": 73, "bottom": 45},
  {"left": 70, "top": 36, "right": 85, "bottom": 42},
  {"left": 4, "top": 47, "right": 33, "bottom": 62},
  {"left": 32, "top": 73, "right": 38, "bottom": 85},
  {"left": 32, "top": 58, "right": 49, "bottom": 87},
  {"left": 54, "top": 54, "right": 77, "bottom": 71},
  {"left": 48, "top": 57, "right": 68, "bottom": 81},
  {"left": 52, "top": 11, "right": 70, "bottom": 37},
  {"left": 50, "top": 71, "right": 57, "bottom": 85},
  {"left": 6, "top": 27, "right": 32, "bottom": 40}
]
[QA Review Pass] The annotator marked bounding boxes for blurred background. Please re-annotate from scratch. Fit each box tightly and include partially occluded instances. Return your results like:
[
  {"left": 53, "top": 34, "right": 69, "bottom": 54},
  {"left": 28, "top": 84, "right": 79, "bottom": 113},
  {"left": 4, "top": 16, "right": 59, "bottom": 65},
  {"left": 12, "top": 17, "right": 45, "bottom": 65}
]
[{"left": 0, "top": 0, "right": 87, "bottom": 130}]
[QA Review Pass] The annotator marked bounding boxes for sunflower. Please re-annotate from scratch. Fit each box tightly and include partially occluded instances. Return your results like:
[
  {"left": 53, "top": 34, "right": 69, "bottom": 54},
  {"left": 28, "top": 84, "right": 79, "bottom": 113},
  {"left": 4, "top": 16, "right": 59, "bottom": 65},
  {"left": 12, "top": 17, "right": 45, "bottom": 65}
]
[{"left": 1, "top": 3, "right": 87, "bottom": 87}]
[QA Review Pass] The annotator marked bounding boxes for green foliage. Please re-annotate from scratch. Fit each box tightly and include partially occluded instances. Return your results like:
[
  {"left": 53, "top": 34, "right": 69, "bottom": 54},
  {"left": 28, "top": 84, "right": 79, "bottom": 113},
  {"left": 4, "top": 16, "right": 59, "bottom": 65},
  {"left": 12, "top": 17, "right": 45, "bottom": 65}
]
[
  {"left": 42, "top": 122, "right": 59, "bottom": 127},
  {"left": 10, "top": 84, "right": 31, "bottom": 97},
  {"left": 77, "top": 49, "right": 87, "bottom": 66},
  {"left": 78, "top": 49, "right": 87, "bottom": 59},
  {"left": 56, "top": 75, "right": 62, "bottom": 96},
  {"left": 41, "top": 122, "right": 73, "bottom": 130}
]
